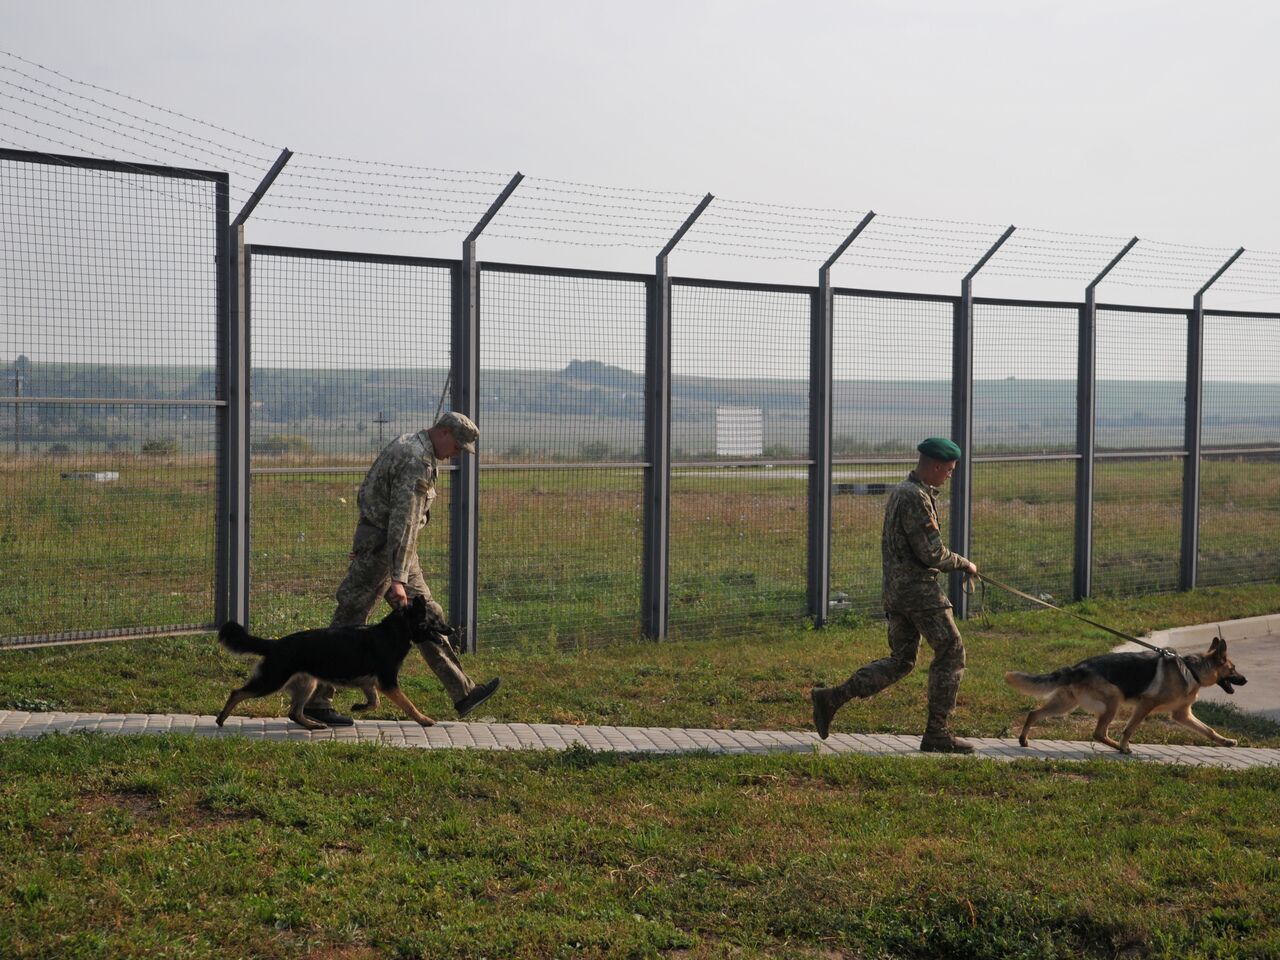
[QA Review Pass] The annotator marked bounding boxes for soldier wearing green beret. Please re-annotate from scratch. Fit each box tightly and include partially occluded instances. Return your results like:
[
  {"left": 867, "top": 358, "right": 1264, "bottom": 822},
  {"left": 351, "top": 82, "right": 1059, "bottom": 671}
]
[{"left": 811, "top": 437, "right": 978, "bottom": 753}]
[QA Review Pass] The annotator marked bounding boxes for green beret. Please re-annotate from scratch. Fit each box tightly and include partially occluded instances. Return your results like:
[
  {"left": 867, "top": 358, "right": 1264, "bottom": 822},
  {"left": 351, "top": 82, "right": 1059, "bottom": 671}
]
[{"left": 917, "top": 437, "right": 962, "bottom": 461}]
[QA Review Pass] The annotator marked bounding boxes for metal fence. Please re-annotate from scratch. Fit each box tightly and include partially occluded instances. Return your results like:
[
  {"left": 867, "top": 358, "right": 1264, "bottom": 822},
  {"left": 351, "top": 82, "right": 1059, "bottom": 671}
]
[
  {"left": 1092, "top": 307, "right": 1188, "bottom": 597},
  {"left": 670, "top": 280, "right": 812, "bottom": 635},
  {"left": 1199, "top": 311, "right": 1280, "bottom": 588},
  {"left": 829, "top": 292, "right": 954, "bottom": 614},
  {"left": 478, "top": 263, "right": 648, "bottom": 649},
  {"left": 4, "top": 145, "right": 1280, "bottom": 651},
  {"left": 1, "top": 148, "right": 227, "bottom": 647},
  {"left": 970, "top": 301, "right": 1079, "bottom": 609},
  {"left": 245, "top": 246, "right": 454, "bottom": 640}
]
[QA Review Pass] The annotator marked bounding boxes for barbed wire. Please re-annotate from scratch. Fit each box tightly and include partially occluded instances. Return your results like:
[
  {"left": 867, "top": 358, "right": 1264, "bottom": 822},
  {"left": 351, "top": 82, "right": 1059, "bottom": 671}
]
[
  {"left": 288, "top": 153, "right": 510, "bottom": 179},
  {"left": 0, "top": 118, "right": 236, "bottom": 219},
  {"left": 285, "top": 158, "right": 511, "bottom": 190},
  {"left": 3, "top": 49, "right": 1279, "bottom": 298},
  {"left": 0, "top": 48, "right": 276, "bottom": 149},
  {"left": 0, "top": 63, "right": 276, "bottom": 171},
  {"left": 0, "top": 86, "right": 266, "bottom": 186},
  {"left": 251, "top": 216, "right": 467, "bottom": 237},
  {"left": 522, "top": 175, "right": 704, "bottom": 201}
]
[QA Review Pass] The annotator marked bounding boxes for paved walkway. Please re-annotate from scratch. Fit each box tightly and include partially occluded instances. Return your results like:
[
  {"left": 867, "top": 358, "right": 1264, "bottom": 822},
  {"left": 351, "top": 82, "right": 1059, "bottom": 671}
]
[
  {"left": 4, "top": 617, "right": 1278, "bottom": 771},
  {"left": 2, "top": 709, "right": 1278, "bottom": 770}
]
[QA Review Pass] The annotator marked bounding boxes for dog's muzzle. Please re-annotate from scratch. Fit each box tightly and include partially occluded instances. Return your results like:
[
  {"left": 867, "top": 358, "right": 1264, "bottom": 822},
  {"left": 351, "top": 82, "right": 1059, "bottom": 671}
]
[{"left": 1218, "top": 673, "right": 1247, "bottom": 695}]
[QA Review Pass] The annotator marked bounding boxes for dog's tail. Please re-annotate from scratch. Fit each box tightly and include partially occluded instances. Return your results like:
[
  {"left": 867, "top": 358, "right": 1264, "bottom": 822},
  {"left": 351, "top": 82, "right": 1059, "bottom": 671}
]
[
  {"left": 1004, "top": 669, "right": 1067, "bottom": 698},
  {"left": 217, "top": 621, "right": 273, "bottom": 657}
]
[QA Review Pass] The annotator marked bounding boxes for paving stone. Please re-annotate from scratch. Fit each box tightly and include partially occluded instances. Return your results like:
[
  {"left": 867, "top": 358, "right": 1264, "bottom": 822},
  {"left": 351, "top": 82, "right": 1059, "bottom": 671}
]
[
  {"left": 418, "top": 726, "right": 454, "bottom": 748},
  {"left": 2, "top": 710, "right": 1277, "bottom": 769}
]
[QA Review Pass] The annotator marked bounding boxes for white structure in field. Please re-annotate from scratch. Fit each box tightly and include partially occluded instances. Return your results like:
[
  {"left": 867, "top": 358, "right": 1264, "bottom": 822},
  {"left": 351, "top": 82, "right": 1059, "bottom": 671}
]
[{"left": 715, "top": 406, "right": 763, "bottom": 457}]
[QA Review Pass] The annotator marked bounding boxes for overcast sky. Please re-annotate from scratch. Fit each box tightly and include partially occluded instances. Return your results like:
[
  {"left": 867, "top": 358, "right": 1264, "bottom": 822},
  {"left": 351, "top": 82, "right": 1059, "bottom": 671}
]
[{"left": 4, "top": 0, "right": 1280, "bottom": 342}]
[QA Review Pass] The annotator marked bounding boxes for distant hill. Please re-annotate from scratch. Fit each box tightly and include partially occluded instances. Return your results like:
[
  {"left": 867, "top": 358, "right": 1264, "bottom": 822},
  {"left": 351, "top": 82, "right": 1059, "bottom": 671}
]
[{"left": 4, "top": 359, "right": 1278, "bottom": 458}]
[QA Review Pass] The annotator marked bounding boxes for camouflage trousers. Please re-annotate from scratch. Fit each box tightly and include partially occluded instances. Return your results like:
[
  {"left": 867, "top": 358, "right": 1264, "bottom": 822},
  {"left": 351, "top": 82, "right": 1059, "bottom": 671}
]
[
  {"left": 835, "top": 607, "right": 967, "bottom": 731},
  {"left": 310, "top": 520, "right": 475, "bottom": 710}
]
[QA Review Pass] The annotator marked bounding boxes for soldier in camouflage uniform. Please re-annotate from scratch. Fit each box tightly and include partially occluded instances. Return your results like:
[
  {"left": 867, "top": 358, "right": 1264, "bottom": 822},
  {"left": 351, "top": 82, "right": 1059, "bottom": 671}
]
[
  {"left": 304, "top": 411, "right": 500, "bottom": 727},
  {"left": 810, "top": 437, "right": 978, "bottom": 753}
]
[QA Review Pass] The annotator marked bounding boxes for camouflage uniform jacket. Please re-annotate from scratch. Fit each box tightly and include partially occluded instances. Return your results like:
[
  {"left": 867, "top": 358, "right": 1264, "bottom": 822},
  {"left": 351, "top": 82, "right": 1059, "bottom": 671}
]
[
  {"left": 881, "top": 470, "right": 969, "bottom": 611},
  {"left": 355, "top": 430, "right": 438, "bottom": 583}
]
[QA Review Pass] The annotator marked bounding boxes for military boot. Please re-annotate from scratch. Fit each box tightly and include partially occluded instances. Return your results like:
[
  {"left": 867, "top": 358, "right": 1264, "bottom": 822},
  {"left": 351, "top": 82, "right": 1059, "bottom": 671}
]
[
  {"left": 921, "top": 669, "right": 972, "bottom": 753},
  {"left": 919, "top": 728, "right": 975, "bottom": 754},
  {"left": 810, "top": 684, "right": 852, "bottom": 740}
]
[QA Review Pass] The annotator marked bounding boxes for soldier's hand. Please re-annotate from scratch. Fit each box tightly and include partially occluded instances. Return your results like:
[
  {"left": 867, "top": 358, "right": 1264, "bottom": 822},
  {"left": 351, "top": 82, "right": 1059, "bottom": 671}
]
[
  {"left": 386, "top": 580, "right": 409, "bottom": 608},
  {"left": 967, "top": 560, "right": 978, "bottom": 576}
]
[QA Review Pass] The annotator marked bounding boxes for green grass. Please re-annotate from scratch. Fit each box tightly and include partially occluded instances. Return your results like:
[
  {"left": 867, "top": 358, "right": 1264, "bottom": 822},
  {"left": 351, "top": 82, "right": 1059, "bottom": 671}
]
[
  {"left": 1, "top": 735, "right": 1278, "bottom": 959},
  {"left": 4, "top": 459, "right": 1280, "bottom": 956},
  {"left": 3, "top": 585, "right": 1280, "bottom": 957},
  {"left": 6, "top": 456, "right": 1280, "bottom": 646},
  {"left": 5, "top": 582, "right": 1280, "bottom": 748}
]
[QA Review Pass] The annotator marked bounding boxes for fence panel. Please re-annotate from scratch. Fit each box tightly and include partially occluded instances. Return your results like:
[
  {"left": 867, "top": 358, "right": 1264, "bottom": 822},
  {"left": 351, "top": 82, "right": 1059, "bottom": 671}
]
[
  {"left": 13, "top": 148, "right": 1280, "bottom": 651},
  {"left": 1199, "top": 313, "right": 1280, "bottom": 586},
  {"left": 1, "top": 152, "right": 223, "bottom": 646},
  {"left": 669, "top": 281, "right": 810, "bottom": 636},
  {"left": 246, "top": 248, "right": 453, "bottom": 636},
  {"left": 970, "top": 302, "right": 1077, "bottom": 607},
  {"left": 1092, "top": 308, "right": 1188, "bottom": 595},
  {"left": 829, "top": 293, "right": 955, "bottom": 615},
  {"left": 478, "top": 266, "right": 647, "bottom": 650}
]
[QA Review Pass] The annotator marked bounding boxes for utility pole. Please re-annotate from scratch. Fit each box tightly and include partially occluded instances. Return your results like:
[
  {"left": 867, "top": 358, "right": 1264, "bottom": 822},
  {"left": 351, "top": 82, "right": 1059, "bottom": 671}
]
[{"left": 373, "top": 411, "right": 390, "bottom": 446}]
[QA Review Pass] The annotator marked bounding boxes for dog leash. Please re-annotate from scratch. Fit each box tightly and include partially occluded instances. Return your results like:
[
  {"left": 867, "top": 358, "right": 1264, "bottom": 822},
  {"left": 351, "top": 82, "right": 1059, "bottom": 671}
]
[
  {"left": 970, "top": 572, "right": 1172, "bottom": 656},
  {"left": 969, "top": 572, "right": 1211, "bottom": 685},
  {"left": 434, "top": 369, "right": 453, "bottom": 423}
]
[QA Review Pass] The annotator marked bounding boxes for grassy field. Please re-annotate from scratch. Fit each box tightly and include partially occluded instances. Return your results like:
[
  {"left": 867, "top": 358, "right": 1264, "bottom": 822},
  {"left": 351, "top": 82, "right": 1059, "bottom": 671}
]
[
  {"left": 3, "top": 584, "right": 1280, "bottom": 957},
  {"left": 4, "top": 452, "right": 1280, "bottom": 956},
  {"left": 4, "top": 455, "right": 1280, "bottom": 649},
  {"left": 2, "top": 736, "right": 1279, "bottom": 960},
  {"left": 5, "top": 581, "right": 1280, "bottom": 744}
]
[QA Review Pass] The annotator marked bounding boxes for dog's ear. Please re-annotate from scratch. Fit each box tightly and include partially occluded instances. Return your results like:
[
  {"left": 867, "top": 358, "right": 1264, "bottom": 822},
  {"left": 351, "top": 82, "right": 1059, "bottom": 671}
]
[
  {"left": 1209, "top": 635, "right": 1226, "bottom": 658},
  {"left": 410, "top": 595, "right": 427, "bottom": 615}
]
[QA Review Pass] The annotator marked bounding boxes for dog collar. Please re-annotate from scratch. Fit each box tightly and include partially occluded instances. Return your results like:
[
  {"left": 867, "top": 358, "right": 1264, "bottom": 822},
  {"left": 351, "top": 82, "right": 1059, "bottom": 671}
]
[{"left": 1178, "top": 656, "right": 1203, "bottom": 686}]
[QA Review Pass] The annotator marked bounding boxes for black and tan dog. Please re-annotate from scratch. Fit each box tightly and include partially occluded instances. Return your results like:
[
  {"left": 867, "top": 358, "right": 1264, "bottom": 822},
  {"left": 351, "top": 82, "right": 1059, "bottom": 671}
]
[
  {"left": 216, "top": 596, "right": 454, "bottom": 729},
  {"left": 1005, "top": 636, "right": 1247, "bottom": 753}
]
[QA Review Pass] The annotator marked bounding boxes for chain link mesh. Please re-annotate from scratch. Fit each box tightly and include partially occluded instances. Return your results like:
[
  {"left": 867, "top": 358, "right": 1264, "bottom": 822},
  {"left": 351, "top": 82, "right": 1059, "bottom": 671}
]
[
  {"left": 1199, "top": 313, "right": 1280, "bottom": 586},
  {"left": 7, "top": 144, "right": 1280, "bottom": 649},
  {"left": 1, "top": 155, "right": 220, "bottom": 646},
  {"left": 1091, "top": 308, "right": 1188, "bottom": 596},
  {"left": 829, "top": 294, "right": 953, "bottom": 616},
  {"left": 669, "top": 282, "right": 810, "bottom": 636},
  {"left": 477, "top": 267, "right": 646, "bottom": 650},
  {"left": 247, "top": 250, "right": 452, "bottom": 636},
  {"left": 970, "top": 303, "right": 1078, "bottom": 608}
]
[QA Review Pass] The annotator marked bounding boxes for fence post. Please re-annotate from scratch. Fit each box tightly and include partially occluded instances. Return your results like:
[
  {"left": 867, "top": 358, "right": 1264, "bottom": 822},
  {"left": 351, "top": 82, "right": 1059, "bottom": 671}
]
[
  {"left": 950, "top": 225, "right": 1015, "bottom": 616},
  {"left": 811, "top": 212, "right": 876, "bottom": 626},
  {"left": 1075, "top": 237, "right": 1139, "bottom": 601},
  {"left": 214, "top": 174, "right": 233, "bottom": 625},
  {"left": 217, "top": 149, "right": 292, "bottom": 628},
  {"left": 1181, "top": 246, "right": 1245, "bottom": 591},
  {"left": 452, "top": 173, "right": 523, "bottom": 653},
  {"left": 643, "top": 193, "right": 714, "bottom": 641}
]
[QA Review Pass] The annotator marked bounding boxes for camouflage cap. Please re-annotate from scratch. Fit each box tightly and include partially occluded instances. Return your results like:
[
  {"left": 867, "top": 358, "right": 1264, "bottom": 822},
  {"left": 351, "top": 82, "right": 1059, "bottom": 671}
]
[
  {"left": 917, "top": 437, "right": 961, "bottom": 461},
  {"left": 435, "top": 411, "right": 479, "bottom": 453}
]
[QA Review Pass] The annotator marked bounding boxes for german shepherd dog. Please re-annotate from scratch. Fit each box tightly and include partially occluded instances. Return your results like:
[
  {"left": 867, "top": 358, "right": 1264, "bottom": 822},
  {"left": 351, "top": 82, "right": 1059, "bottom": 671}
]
[
  {"left": 1005, "top": 636, "right": 1248, "bottom": 754},
  {"left": 216, "top": 596, "right": 454, "bottom": 729}
]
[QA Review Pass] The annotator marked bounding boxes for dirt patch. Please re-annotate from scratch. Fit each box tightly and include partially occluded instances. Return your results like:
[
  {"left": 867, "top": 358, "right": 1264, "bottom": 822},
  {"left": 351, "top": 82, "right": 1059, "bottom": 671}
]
[
  {"left": 302, "top": 948, "right": 383, "bottom": 960},
  {"left": 78, "top": 790, "right": 162, "bottom": 820}
]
